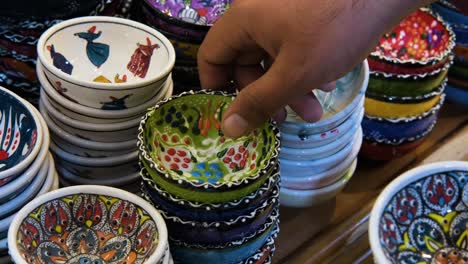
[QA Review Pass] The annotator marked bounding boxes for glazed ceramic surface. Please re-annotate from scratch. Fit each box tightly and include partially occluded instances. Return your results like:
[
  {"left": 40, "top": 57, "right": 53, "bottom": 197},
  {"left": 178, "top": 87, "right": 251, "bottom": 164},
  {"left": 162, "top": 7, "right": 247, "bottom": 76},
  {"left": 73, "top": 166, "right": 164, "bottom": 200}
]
[
  {"left": 57, "top": 163, "right": 139, "bottom": 187},
  {"left": 37, "top": 16, "right": 175, "bottom": 109},
  {"left": 50, "top": 135, "right": 136, "bottom": 158},
  {"left": 368, "top": 56, "right": 452, "bottom": 76},
  {"left": 360, "top": 137, "right": 426, "bottom": 161},
  {"left": 369, "top": 161, "right": 468, "bottom": 264},
  {"left": 280, "top": 161, "right": 357, "bottom": 208},
  {"left": 364, "top": 94, "right": 442, "bottom": 119},
  {"left": 281, "top": 60, "right": 368, "bottom": 135},
  {"left": 431, "top": 3, "right": 468, "bottom": 28},
  {"left": 8, "top": 185, "right": 168, "bottom": 264},
  {"left": 370, "top": 8, "right": 455, "bottom": 65},
  {"left": 38, "top": 62, "right": 174, "bottom": 121},
  {"left": 139, "top": 90, "right": 280, "bottom": 188},
  {"left": 0, "top": 87, "right": 42, "bottom": 180}
]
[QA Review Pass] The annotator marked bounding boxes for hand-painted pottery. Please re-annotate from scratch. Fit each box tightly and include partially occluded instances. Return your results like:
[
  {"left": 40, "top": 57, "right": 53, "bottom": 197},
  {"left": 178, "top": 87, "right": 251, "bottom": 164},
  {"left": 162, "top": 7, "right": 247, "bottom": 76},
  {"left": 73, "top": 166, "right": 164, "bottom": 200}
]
[
  {"left": 368, "top": 56, "right": 452, "bottom": 76},
  {"left": 0, "top": 87, "right": 42, "bottom": 180},
  {"left": 368, "top": 70, "right": 447, "bottom": 98},
  {"left": 449, "top": 64, "right": 468, "bottom": 79},
  {"left": 281, "top": 129, "right": 362, "bottom": 176},
  {"left": 37, "top": 16, "right": 176, "bottom": 109},
  {"left": 141, "top": 168, "right": 279, "bottom": 222},
  {"left": 369, "top": 161, "right": 468, "bottom": 264},
  {"left": 366, "top": 79, "right": 447, "bottom": 102},
  {"left": 170, "top": 217, "right": 279, "bottom": 264},
  {"left": 138, "top": 90, "right": 280, "bottom": 188},
  {"left": 370, "top": 8, "right": 455, "bottom": 66},
  {"left": 437, "top": 0, "right": 462, "bottom": 12},
  {"left": 280, "top": 120, "right": 360, "bottom": 161},
  {"left": 359, "top": 137, "right": 426, "bottom": 161},
  {"left": 164, "top": 30, "right": 201, "bottom": 62},
  {"left": 8, "top": 185, "right": 168, "bottom": 264},
  {"left": 241, "top": 233, "right": 277, "bottom": 264},
  {"left": 38, "top": 62, "right": 174, "bottom": 121},
  {"left": 431, "top": 3, "right": 468, "bottom": 28},
  {"left": 280, "top": 162, "right": 357, "bottom": 208},
  {"left": 50, "top": 135, "right": 136, "bottom": 158},
  {"left": 280, "top": 107, "right": 363, "bottom": 149},
  {"left": 445, "top": 84, "right": 468, "bottom": 105},
  {"left": 280, "top": 60, "right": 368, "bottom": 135},
  {"left": 364, "top": 94, "right": 442, "bottom": 119},
  {"left": 370, "top": 58, "right": 452, "bottom": 80},
  {"left": 453, "top": 27, "right": 468, "bottom": 45}
]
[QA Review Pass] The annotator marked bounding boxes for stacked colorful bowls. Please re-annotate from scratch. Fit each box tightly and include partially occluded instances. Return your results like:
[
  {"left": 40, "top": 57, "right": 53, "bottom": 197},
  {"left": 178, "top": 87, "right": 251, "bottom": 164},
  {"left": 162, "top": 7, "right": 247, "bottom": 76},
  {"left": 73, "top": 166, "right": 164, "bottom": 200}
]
[
  {"left": 8, "top": 185, "right": 172, "bottom": 264},
  {"left": 432, "top": 2, "right": 468, "bottom": 106},
  {"left": 35, "top": 16, "right": 176, "bottom": 193},
  {"left": 138, "top": 90, "right": 280, "bottom": 263},
  {"left": 279, "top": 61, "right": 368, "bottom": 208},
  {"left": 0, "top": 86, "right": 58, "bottom": 260},
  {"left": 361, "top": 8, "right": 455, "bottom": 161},
  {"left": 137, "top": 0, "right": 232, "bottom": 92},
  {"left": 0, "top": 0, "right": 133, "bottom": 106}
]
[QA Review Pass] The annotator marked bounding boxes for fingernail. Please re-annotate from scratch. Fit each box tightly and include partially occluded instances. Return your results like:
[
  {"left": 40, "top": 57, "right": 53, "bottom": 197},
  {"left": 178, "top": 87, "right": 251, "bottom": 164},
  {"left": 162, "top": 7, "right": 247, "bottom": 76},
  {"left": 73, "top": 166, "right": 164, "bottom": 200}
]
[{"left": 223, "top": 114, "right": 249, "bottom": 138}]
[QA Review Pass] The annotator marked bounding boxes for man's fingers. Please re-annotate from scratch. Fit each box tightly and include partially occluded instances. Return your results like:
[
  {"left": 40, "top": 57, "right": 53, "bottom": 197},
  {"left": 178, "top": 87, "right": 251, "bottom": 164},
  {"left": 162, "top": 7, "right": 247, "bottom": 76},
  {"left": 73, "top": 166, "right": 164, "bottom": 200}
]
[
  {"left": 288, "top": 92, "right": 323, "bottom": 123},
  {"left": 319, "top": 81, "right": 336, "bottom": 92},
  {"left": 234, "top": 64, "right": 264, "bottom": 88}
]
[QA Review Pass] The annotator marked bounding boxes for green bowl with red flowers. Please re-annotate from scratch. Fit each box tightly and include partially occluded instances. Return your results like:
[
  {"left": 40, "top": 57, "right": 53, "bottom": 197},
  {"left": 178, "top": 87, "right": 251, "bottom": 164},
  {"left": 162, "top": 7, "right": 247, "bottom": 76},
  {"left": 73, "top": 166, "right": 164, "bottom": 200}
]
[{"left": 137, "top": 90, "right": 280, "bottom": 204}]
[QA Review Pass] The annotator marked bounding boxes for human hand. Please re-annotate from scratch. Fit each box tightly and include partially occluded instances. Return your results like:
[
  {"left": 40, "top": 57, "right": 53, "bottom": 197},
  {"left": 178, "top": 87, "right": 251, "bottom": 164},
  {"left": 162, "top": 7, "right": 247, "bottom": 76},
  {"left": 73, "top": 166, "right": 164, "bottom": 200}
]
[{"left": 198, "top": 0, "right": 435, "bottom": 138}]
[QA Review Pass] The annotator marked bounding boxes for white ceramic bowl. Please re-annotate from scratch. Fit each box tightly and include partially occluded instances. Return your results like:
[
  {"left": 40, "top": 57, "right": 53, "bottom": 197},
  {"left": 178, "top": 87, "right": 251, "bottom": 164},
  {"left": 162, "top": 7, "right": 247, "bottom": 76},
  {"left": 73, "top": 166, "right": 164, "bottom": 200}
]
[
  {"left": 37, "top": 16, "right": 175, "bottom": 109},
  {"left": 280, "top": 128, "right": 363, "bottom": 176},
  {"left": 50, "top": 135, "right": 136, "bottom": 158},
  {"left": 40, "top": 98, "right": 139, "bottom": 142},
  {"left": 8, "top": 185, "right": 168, "bottom": 264},
  {"left": 0, "top": 88, "right": 43, "bottom": 181},
  {"left": 38, "top": 61, "right": 174, "bottom": 122},
  {"left": 280, "top": 120, "right": 360, "bottom": 160},
  {"left": 281, "top": 106, "right": 364, "bottom": 149},
  {"left": 280, "top": 159, "right": 357, "bottom": 208},
  {"left": 280, "top": 60, "right": 369, "bottom": 135},
  {"left": 369, "top": 161, "right": 468, "bottom": 264},
  {"left": 57, "top": 165, "right": 139, "bottom": 186}
]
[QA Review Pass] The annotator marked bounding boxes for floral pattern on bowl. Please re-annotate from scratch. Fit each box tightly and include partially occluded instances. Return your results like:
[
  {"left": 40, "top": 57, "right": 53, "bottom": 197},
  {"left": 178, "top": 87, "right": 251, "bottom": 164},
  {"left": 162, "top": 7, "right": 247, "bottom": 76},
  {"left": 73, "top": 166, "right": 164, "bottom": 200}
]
[
  {"left": 16, "top": 193, "right": 159, "bottom": 264},
  {"left": 146, "top": 0, "right": 233, "bottom": 26},
  {"left": 138, "top": 90, "right": 280, "bottom": 188},
  {"left": 378, "top": 169, "right": 468, "bottom": 263},
  {"left": 371, "top": 8, "right": 455, "bottom": 65}
]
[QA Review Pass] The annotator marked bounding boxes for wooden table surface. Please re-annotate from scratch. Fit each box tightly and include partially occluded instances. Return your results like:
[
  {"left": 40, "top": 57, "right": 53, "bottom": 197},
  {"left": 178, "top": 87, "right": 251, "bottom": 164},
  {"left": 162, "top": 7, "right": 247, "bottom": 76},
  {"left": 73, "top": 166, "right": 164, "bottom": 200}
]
[{"left": 274, "top": 102, "right": 468, "bottom": 264}]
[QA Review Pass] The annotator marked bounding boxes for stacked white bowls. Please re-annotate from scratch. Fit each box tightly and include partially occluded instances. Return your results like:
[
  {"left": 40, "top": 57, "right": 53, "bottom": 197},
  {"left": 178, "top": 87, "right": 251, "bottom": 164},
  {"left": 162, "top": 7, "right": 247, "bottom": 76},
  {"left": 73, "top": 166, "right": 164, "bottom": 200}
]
[{"left": 279, "top": 61, "right": 369, "bottom": 208}]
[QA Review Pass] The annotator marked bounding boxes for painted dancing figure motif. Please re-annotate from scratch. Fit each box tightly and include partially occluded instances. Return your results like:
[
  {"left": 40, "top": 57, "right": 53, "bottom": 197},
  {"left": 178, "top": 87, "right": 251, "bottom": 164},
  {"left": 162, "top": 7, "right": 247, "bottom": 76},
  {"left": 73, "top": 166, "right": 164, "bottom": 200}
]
[
  {"left": 47, "top": 45, "right": 74, "bottom": 75},
  {"left": 127, "top": 37, "right": 159, "bottom": 78},
  {"left": 75, "top": 26, "right": 110, "bottom": 68}
]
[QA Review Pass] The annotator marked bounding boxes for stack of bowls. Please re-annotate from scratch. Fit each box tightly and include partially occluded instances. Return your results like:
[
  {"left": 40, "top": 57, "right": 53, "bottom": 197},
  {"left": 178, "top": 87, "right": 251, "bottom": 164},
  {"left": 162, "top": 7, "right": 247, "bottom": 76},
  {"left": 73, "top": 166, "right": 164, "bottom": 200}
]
[
  {"left": 137, "top": 0, "right": 232, "bottom": 92},
  {"left": 0, "top": 87, "right": 58, "bottom": 260},
  {"left": 432, "top": 2, "right": 468, "bottom": 105},
  {"left": 35, "top": 16, "right": 176, "bottom": 193},
  {"left": 361, "top": 8, "right": 455, "bottom": 161},
  {"left": 279, "top": 61, "right": 368, "bottom": 208},
  {"left": 369, "top": 161, "right": 468, "bottom": 263},
  {"left": 0, "top": 0, "right": 134, "bottom": 106},
  {"left": 8, "top": 185, "right": 172, "bottom": 264},
  {"left": 138, "top": 90, "right": 281, "bottom": 264}
]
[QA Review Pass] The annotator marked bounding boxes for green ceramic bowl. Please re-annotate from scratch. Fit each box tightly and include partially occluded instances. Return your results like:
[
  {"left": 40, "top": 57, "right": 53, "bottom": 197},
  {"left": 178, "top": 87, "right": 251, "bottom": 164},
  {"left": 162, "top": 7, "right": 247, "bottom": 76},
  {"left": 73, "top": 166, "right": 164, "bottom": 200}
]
[
  {"left": 138, "top": 90, "right": 280, "bottom": 201},
  {"left": 368, "top": 70, "right": 447, "bottom": 97}
]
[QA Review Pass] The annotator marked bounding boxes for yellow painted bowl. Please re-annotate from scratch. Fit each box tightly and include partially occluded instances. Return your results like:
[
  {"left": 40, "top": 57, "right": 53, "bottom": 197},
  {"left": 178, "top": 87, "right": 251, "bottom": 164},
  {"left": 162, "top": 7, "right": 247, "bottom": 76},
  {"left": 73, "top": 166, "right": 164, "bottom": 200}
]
[{"left": 365, "top": 94, "right": 441, "bottom": 119}]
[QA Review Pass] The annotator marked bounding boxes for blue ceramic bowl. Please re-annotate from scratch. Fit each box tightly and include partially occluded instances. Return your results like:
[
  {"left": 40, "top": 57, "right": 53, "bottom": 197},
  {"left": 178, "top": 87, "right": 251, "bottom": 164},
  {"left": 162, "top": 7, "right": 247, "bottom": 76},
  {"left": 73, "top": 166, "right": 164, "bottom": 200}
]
[
  {"left": 431, "top": 3, "right": 468, "bottom": 27},
  {"left": 453, "top": 27, "right": 468, "bottom": 45},
  {"left": 369, "top": 161, "right": 468, "bottom": 263},
  {"left": 0, "top": 87, "right": 42, "bottom": 182},
  {"left": 446, "top": 84, "right": 468, "bottom": 105}
]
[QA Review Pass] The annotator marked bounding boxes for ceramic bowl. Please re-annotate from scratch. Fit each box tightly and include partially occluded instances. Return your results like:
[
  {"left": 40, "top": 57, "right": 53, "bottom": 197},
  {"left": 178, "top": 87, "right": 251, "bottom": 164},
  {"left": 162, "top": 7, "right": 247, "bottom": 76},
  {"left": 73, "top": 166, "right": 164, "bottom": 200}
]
[
  {"left": 369, "top": 161, "right": 468, "bottom": 264},
  {"left": 364, "top": 94, "right": 442, "bottom": 119},
  {"left": 359, "top": 137, "right": 426, "bottom": 161},
  {"left": 445, "top": 84, "right": 468, "bottom": 105},
  {"left": 138, "top": 90, "right": 280, "bottom": 189},
  {"left": 164, "top": 30, "right": 200, "bottom": 62},
  {"left": 38, "top": 61, "right": 174, "bottom": 122},
  {"left": 370, "top": 58, "right": 452, "bottom": 80},
  {"left": 370, "top": 8, "right": 455, "bottom": 66},
  {"left": 280, "top": 120, "right": 360, "bottom": 161},
  {"left": 280, "top": 60, "right": 368, "bottom": 135},
  {"left": 56, "top": 163, "right": 139, "bottom": 187},
  {"left": 50, "top": 135, "right": 136, "bottom": 158},
  {"left": 280, "top": 161, "right": 357, "bottom": 208},
  {"left": 280, "top": 128, "right": 362, "bottom": 176},
  {"left": 280, "top": 107, "right": 363, "bottom": 149},
  {"left": 368, "top": 56, "right": 452, "bottom": 76},
  {"left": 431, "top": 3, "right": 468, "bottom": 27},
  {"left": 0, "top": 87, "right": 43, "bottom": 181},
  {"left": 8, "top": 185, "right": 168, "bottom": 264},
  {"left": 40, "top": 96, "right": 139, "bottom": 143},
  {"left": 37, "top": 16, "right": 176, "bottom": 109}
]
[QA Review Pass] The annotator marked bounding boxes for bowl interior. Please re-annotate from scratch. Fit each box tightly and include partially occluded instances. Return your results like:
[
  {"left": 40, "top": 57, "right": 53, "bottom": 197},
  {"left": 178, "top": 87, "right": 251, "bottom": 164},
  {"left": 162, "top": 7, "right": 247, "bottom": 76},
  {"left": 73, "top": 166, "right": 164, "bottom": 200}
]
[
  {"left": 377, "top": 168, "right": 468, "bottom": 263},
  {"left": 146, "top": 0, "right": 233, "bottom": 26},
  {"left": 43, "top": 19, "right": 171, "bottom": 85},
  {"left": 142, "top": 92, "right": 278, "bottom": 186},
  {"left": 0, "top": 89, "right": 38, "bottom": 173},
  {"left": 16, "top": 193, "right": 160, "bottom": 263},
  {"left": 371, "top": 8, "right": 453, "bottom": 63}
]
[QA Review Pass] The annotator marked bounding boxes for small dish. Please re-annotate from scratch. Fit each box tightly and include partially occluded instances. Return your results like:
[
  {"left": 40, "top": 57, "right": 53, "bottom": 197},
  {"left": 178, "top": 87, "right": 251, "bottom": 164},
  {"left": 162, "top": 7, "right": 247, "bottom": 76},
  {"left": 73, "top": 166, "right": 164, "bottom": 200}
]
[
  {"left": 280, "top": 161, "right": 357, "bottom": 208},
  {"left": 368, "top": 56, "right": 452, "bottom": 76},
  {"left": 280, "top": 60, "right": 368, "bottom": 135},
  {"left": 8, "top": 185, "right": 168, "bottom": 264},
  {"left": 364, "top": 94, "right": 442, "bottom": 119},
  {"left": 281, "top": 128, "right": 362, "bottom": 176},
  {"left": 369, "top": 161, "right": 468, "bottom": 264},
  {"left": 0, "top": 87, "right": 43, "bottom": 181},
  {"left": 37, "top": 16, "right": 175, "bottom": 109}
]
